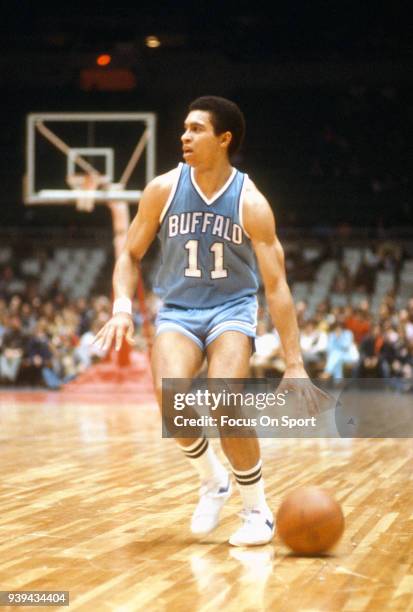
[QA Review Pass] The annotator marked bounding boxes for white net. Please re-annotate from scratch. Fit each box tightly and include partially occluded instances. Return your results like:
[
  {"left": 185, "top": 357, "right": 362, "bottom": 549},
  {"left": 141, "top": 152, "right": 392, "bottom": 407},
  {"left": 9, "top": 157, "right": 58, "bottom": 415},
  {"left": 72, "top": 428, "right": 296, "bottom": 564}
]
[{"left": 66, "top": 173, "right": 110, "bottom": 212}]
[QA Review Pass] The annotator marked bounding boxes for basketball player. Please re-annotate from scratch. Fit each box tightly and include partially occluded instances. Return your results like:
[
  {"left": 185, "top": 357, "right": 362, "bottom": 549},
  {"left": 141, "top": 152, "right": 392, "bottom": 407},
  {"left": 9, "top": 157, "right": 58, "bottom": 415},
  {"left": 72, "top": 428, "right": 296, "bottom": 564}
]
[{"left": 94, "top": 96, "right": 322, "bottom": 546}]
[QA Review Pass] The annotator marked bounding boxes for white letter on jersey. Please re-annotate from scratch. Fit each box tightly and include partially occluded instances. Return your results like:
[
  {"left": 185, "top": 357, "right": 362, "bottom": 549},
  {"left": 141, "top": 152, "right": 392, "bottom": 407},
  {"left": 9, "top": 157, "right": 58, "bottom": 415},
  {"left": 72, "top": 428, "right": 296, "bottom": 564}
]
[
  {"left": 169, "top": 215, "right": 179, "bottom": 237},
  {"left": 232, "top": 224, "right": 243, "bottom": 245},
  {"left": 201, "top": 212, "right": 214, "bottom": 233},
  {"left": 191, "top": 212, "right": 203, "bottom": 234},
  {"left": 179, "top": 213, "right": 191, "bottom": 234},
  {"left": 223, "top": 218, "right": 232, "bottom": 241},
  {"left": 212, "top": 215, "right": 224, "bottom": 237}
]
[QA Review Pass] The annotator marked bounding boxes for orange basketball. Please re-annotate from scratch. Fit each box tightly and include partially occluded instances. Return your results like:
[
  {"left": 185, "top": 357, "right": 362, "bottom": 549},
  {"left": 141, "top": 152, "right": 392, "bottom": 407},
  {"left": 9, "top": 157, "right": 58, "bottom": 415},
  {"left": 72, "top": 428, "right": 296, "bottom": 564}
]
[{"left": 276, "top": 486, "right": 344, "bottom": 554}]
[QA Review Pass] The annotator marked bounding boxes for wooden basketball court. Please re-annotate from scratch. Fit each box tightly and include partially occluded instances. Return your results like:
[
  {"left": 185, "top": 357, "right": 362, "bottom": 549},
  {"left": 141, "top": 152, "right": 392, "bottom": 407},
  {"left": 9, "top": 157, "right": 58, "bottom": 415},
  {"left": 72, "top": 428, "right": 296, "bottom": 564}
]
[{"left": 0, "top": 390, "right": 412, "bottom": 611}]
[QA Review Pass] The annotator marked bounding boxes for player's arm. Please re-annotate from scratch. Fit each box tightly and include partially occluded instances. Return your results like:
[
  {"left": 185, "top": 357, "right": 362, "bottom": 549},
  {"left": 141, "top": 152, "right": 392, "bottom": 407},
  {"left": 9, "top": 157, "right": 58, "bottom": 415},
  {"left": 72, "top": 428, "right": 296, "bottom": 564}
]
[
  {"left": 112, "top": 176, "right": 168, "bottom": 301},
  {"left": 94, "top": 170, "right": 174, "bottom": 352},
  {"left": 244, "top": 183, "right": 306, "bottom": 377}
]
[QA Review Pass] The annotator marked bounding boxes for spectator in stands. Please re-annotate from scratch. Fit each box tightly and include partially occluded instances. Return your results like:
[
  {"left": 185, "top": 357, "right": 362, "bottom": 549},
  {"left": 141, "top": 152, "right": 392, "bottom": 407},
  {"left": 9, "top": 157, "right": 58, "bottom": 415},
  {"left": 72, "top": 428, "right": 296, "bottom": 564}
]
[
  {"left": 52, "top": 291, "right": 67, "bottom": 311},
  {"left": 406, "top": 339, "right": 413, "bottom": 389},
  {"left": 300, "top": 319, "right": 328, "bottom": 376},
  {"left": 332, "top": 264, "right": 352, "bottom": 294},
  {"left": 385, "top": 331, "right": 413, "bottom": 392},
  {"left": 321, "top": 321, "right": 359, "bottom": 381},
  {"left": 398, "top": 309, "right": 413, "bottom": 343},
  {"left": 60, "top": 304, "right": 81, "bottom": 339},
  {"left": 92, "top": 295, "right": 111, "bottom": 318},
  {"left": 20, "top": 302, "right": 37, "bottom": 334},
  {"left": 383, "top": 293, "right": 397, "bottom": 318},
  {"left": 23, "top": 320, "right": 62, "bottom": 390},
  {"left": 8, "top": 294, "right": 22, "bottom": 316},
  {"left": 378, "top": 323, "right": 399, "bottom": 380},
  {"left": 250, "top": 320, "right": 283, "bottom": 377},
  {"left": 352, "top": 324, "right": 385, "bottom": 378},
  {"left": 40, "top": 300, "right": 57, "bottom": 327},
  {"left": 74, "top": 297, "right": 93, "bottom": 336},
  {"left": 354, "top": 254, "right": 377, "bottom": 294},
  {"left": 358, "top": 298, "right": 371, "bottom": 316},
  {"left": 378, "top": 303, "right": 393, "bottom": 326},
  {"left": 0, "top": 315, "right": 25, "bottom": 384},
  {"left": 0, "top": 266, "right": 26, "bottom": 299},
  {"left": 381, "top": 318, "right": 398, "bottom": 341},
  {"left": 314, "top": 301, "right": 332, "bottom": 332},
  {"left": 0, "top": 301, "right": 7, "bottom": 342},
  {"left": 345, "top": 307, "right": 371, "bottom": 345},
  {"left": 377, "top": 241, "right": 402, "bottom": 272},
  {"left": 75, "top": 316, "right": 109, "bottom": 370},
  {"left": 51, "top": 330, "right": 81, "bottom": 383}
]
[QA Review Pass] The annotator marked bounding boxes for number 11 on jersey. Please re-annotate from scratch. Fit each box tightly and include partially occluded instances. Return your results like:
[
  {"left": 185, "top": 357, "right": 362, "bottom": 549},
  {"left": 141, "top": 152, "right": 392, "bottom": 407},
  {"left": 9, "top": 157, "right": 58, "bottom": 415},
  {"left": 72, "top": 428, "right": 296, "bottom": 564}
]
[{"left": 184, "top": 239, "right": 228, "bottom": 279}]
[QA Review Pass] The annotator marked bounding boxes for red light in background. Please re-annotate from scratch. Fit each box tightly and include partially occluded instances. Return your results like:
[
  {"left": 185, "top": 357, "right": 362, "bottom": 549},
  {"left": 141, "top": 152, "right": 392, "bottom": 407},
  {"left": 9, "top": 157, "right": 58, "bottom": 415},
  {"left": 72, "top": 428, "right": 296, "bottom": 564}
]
[{"left": 96, "top": 54, "right": 111, "bottom": 66}]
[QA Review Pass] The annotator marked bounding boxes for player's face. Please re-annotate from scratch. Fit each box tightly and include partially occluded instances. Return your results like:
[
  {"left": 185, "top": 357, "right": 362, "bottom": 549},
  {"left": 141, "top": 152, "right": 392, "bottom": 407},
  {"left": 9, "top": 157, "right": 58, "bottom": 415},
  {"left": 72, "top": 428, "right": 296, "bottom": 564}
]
[{"left": 181, "top": 110, "right": 227, "bottom": 166}]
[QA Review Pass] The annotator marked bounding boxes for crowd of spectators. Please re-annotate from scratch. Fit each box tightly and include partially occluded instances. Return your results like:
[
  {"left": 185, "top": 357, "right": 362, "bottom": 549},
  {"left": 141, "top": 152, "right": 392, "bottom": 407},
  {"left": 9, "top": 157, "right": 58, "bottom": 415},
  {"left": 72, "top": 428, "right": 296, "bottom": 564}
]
[
  {"left": 0, "top": 292, "right": 108, "bottom": 389},
  {"left": 1, "top": 279, "right": 413, "bottom": 392},
  {"left": 283, "top": 238, "right": 406, "bottom": 290},
  {"left": 252, "top": 293, "right": 413, "bottom": 392},
  {"left": 1, "top": 233, "right": 412, "bottom": 390},
  {"left": 0, "top": 267, "right": 165, "bottom": 389}
]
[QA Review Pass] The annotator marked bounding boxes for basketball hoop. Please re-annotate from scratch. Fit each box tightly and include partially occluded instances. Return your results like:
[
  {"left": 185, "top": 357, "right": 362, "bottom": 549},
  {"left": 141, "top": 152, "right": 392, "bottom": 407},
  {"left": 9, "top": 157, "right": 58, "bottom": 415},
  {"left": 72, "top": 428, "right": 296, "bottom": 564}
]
[{"left": 66, "top": 173, "right": 111, "bottom": 211}]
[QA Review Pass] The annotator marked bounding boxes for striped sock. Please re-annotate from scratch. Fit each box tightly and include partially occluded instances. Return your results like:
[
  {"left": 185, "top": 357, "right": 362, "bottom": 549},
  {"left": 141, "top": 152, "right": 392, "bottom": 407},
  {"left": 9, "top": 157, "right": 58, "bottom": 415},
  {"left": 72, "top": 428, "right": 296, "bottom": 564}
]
[
  {"left": 178, "top": 437, "right": 227, "bottom": 484},
  {"left": 232, "top": 460, "right": 270, "bottom": 512}
]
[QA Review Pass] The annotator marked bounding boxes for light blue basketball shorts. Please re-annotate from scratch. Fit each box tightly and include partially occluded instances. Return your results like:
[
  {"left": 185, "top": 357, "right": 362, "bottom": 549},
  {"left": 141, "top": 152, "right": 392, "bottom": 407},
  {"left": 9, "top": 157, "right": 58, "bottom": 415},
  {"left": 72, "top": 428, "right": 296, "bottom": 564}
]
[{"left": 155, "top": 295, "right": 258, "bottom": 351}]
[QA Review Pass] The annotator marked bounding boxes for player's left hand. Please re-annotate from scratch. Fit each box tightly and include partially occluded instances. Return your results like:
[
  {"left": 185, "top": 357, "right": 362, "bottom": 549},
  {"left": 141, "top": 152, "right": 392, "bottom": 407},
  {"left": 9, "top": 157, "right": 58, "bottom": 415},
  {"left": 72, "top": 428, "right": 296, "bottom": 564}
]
[
  {"left": 92, "top": 313, "right": 136, "bottom": 353},
  {"left": 278, "top": 364, "right": 335, "bottom": 417}
]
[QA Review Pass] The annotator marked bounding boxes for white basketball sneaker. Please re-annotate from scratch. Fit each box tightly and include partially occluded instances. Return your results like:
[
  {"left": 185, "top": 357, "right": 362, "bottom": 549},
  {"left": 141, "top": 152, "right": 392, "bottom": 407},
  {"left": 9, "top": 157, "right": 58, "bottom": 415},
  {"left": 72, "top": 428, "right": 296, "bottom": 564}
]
[
  {"left": 191, "top": 474, "right": 232, "bottom": 536},
  {"left": 229, "top": 508, "right": 275, "bottom": 547}
]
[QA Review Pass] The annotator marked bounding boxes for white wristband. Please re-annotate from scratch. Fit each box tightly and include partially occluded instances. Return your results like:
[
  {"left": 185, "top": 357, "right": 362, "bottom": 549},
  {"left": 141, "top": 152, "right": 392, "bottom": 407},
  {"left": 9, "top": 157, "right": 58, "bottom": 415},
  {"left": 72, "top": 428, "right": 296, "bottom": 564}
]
[{"left": 113, "top": 297, "right": 132, "bottom": 315}]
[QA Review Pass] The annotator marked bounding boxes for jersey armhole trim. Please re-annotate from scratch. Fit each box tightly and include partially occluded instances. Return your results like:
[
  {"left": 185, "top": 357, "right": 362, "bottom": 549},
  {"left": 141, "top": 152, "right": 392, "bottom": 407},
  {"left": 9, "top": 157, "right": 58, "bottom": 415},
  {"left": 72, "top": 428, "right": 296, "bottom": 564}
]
[
  {"left": 159, "top": 163, "right": 184, "bottom": 225},
  {"left": 238, "top": 173, "right": 251, "bottom": 239}
]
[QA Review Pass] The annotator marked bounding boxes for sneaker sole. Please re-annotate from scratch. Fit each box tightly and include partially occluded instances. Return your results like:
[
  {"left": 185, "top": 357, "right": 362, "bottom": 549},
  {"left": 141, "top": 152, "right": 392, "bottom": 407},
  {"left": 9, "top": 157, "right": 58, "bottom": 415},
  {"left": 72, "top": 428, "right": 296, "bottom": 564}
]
[{"left": 229, "top": 527, "right": 275, "bottom": 547}]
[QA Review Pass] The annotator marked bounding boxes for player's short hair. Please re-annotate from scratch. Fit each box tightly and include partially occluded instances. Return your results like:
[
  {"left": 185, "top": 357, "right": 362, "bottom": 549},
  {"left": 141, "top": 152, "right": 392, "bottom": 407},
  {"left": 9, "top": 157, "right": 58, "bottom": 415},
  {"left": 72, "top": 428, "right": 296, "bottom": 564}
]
[{"left": 188, "top": 96, "right": 245, "bottom": 157}]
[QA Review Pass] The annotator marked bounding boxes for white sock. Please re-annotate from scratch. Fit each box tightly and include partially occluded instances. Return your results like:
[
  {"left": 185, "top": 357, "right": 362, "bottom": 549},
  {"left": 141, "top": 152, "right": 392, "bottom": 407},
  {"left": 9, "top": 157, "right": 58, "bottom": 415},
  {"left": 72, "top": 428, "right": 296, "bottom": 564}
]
[
  {"left": 178, "top": 437, "right": 227, "bottom": 484},
  {"left": 232, "top": 460, "right": 271, "bottom": 515}
]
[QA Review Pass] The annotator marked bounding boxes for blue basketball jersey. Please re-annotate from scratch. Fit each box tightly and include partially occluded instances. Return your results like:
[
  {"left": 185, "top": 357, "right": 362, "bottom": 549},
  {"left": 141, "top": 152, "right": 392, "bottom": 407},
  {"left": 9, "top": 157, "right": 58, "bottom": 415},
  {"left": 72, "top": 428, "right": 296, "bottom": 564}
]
[{"left": 154, "top": 163, "right": 259, "bottom": 308}]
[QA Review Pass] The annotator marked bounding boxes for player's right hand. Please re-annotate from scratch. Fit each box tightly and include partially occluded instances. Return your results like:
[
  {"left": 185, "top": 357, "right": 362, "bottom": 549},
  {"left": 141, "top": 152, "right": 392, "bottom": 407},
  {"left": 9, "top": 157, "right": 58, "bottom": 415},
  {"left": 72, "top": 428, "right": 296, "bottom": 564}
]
[{"left": 92, "top": 313, "right": 135, "bottom": 352}]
